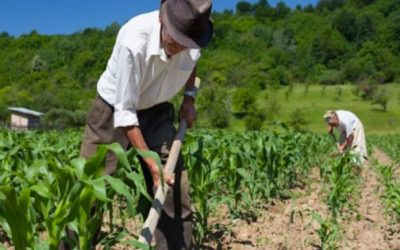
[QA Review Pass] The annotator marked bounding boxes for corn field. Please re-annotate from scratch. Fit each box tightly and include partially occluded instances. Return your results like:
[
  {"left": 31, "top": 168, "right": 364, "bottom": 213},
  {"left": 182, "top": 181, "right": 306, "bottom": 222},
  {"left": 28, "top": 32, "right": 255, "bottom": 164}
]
[{"left": 0, "top": 129, "right": 398, "bottom": 249}]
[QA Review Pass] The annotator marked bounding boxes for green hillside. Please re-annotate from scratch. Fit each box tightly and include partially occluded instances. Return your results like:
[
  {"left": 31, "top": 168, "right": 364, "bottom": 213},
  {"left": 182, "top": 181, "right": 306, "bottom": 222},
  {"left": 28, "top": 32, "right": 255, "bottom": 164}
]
[{"left": 0, "top": 0, "right": 399, "bottom": 131}]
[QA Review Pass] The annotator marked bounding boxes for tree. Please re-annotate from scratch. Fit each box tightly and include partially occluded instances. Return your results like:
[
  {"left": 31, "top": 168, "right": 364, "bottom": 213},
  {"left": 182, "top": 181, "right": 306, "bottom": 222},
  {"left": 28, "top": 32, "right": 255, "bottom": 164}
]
[
  {"left": 43, "top": 109, "right": 86, "bottom": 129},
  {"left": 349, "top": 0, "right": 376, "bottom": 7},
  {"left": 387, "top": 10, "right": 400, "bottom": 53},
  {"left": 254, "top": 0, "right": 272, "bottom": 19},
  {"left": 30, "top": 55, "right": 47, "bottom": 73},
  {"left": 318, "top": 69, "right": 344, "bottom": 85},
  {"left": 372, "top": 88, "right": 389, "bottom": 112},
  {"left": 342, "top": 58, "right": 365, "bottom": 82},
  {"left": 288, "top": 108, "right": 308, "bottom": 131},
  {"left": 232, "top": 88, "right": 256, "bottom": 113},
  {"left": 268, "top": 65, "right": 291, "bottom": 86},
  {"left": 197, "top": 85, "right": 231, "bottom": 128},
  {"left": 354, "top": 79, "right": 377, "bottom": 100},
  {"left": 334, "top": 10, "right": 357, "bottom": 42},
  {"left": 272, "top": 1, "right": 291, "bottom": 20},
  {"left": 355, "top": 13, "right": 376, "bottom": 44},
  {"left": 303, "top": 4, "right": 315, "bottom": 13},
  {"left": 316, "top": 0, "right": 346, "bottom": 12},
  {"left": 104, "top": 22, "right": 120, "bottom": 37},
  {"left": 236, "top": 1, "right": 253, "bottom": 15},
  {"left": 311, "top": 28, "right": 348, "bottom": 68},
  {"left": 273, "top": 28, "right": 297, "bottom": 52},
  {"left": 377, "top": 0, "right": 400, "bottom": 17},
  {"left": 244, "top": 107, "right": 265, "bottom": 130}
]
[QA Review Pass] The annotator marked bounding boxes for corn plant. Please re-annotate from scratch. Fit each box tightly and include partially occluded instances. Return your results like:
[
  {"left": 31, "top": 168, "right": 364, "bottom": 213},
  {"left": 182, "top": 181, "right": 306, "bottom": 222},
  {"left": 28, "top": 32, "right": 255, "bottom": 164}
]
[
  {"left": 312, "top": 213, "right": 339, "bottom": 250},
  {"left": 184, "top": 129, "right": 331, "bottom": 245},
  {"left": 0, "top": 128, "right": 336, "bottom": 248},
  {"left": 375, "top": 163, "right": 400, "bottom": 221},
  {"left": 369, "top": 134, "right": 400, "bottom": 163},
  {"left": 323, "top": 151, "right": 360, "bottom": 218},
  {"left": 184, "top": 133, "right": 221, "bottom": 243},
  {"left": 0, "top": 130, "right": 150, "bottom": 249}
]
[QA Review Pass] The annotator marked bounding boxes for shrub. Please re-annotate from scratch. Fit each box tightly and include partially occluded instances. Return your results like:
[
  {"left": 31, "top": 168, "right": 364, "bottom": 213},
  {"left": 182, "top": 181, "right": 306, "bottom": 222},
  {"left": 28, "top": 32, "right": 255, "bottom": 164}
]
[
  {"left": 371, "top": 87, "right": 389, "bottom": 111},
  {"left": 266, "top": 98, "right": 281, "bottom": 120},
  {"left": 232, "top": 88, "right": 256, "bottom": 113},
  {"left": 197, "top": 85, "right": 231, "bottom": 128},
  {"left": 288, "top": 108, "right": 308, "bottom": 131},
  {"left": 244, "top": 107, "right": 265, "bottom": 130},
  {"left": 209, "top": 101, "right": 230, "bottom": 128},
  {"left": 353, "top": 79, "right": 377, "bottom": 100},
  {"left": 318, "top": 69, "right": 344, "bottom": 85},
  {"left": 43, "top": 108, "right": 87, "bottom": 129},
  {"left": 334, "top": 86, "right": 343, "bottom": 101}
]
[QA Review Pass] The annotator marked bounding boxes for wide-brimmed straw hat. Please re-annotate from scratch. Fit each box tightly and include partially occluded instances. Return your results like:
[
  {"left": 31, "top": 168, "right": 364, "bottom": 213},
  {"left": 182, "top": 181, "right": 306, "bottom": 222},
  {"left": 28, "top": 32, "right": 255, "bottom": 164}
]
[{"left": 160, "top": 0, "right": 213, "bottom": 48}]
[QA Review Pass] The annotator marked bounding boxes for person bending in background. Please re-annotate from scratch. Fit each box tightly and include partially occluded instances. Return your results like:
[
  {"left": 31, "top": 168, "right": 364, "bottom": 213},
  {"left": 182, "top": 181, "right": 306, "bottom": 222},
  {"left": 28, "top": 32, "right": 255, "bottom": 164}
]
[
  {"left": 72, "top": 0, "right": 213, "bottom": 249},
  {"left": 324, "top": 110, "right": 367, "bottom": 165}
]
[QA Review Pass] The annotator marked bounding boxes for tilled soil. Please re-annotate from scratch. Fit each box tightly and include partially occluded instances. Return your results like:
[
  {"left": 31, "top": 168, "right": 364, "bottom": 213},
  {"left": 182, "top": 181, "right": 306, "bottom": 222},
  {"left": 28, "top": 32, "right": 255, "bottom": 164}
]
[
  {"left": 204, "top": 149, "right": 400, "bottom": 250},
  {"left": 204, "top": 167, "right": 329, "bottom": 250},
  {"left": 337, "top": 153, "right": 395, "bottom": 250}
]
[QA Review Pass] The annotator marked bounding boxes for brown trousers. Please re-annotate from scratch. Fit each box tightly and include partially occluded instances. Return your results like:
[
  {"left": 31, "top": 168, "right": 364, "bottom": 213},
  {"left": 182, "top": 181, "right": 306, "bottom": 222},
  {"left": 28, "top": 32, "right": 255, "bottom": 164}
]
[{"left": 80, "top": 95, "right": 193, "bottom": 249}]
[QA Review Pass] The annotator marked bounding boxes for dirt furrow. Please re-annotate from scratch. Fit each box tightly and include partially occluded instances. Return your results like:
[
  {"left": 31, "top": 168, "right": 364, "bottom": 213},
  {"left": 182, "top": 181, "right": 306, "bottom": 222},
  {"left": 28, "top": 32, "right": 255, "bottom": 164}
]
[
  {"left": 207, "top": 149, "right": 400, "bottom": 250},
  {"left": 206, "top": 167, "right": 329, "bottom": 249},
  {"left": 338, "top": 157, "right": 390, "bottom": 249}
]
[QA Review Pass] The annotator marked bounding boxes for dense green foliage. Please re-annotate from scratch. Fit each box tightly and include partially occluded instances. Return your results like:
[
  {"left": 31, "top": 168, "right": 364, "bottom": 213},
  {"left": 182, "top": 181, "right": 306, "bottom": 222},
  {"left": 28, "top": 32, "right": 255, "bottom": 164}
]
[
  {"left": 0, "top": 0, "right": 400, "bottom": 129},
  {"left": 184, "top": 128, "right": 332, "bottom": 242},
  {"left": 0, "top": 128, "right": 332, "bottom": 248},
  {"left": 0, "top": 130, "right": 151, "bottom": 249}
]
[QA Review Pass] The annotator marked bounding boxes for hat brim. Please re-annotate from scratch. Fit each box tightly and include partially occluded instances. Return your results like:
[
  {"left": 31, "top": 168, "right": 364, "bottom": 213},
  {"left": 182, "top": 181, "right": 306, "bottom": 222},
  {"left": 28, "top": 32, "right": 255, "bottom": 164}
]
[{"left": 160, "top": 3, "right": 213, "bottom": 49}]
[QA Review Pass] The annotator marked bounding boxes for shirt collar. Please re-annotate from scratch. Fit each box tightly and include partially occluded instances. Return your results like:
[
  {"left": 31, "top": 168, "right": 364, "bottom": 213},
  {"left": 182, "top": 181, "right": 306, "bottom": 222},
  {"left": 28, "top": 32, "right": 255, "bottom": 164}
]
[{"left": 146, "top": 18, "right": 170, "bottom": 62}]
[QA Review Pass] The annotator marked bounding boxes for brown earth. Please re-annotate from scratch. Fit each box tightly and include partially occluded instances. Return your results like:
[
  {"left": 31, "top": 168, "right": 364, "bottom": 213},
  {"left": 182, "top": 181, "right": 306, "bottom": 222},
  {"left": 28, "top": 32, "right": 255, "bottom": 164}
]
[
  {"left": 336, "top": 149, "right": 400, "bottom": 250},
  {"left": 204, "top": 167, "right": 328, "bottom": 250},
  {"left": 203, "top": 148, "right": 400, "bottom": 250}
]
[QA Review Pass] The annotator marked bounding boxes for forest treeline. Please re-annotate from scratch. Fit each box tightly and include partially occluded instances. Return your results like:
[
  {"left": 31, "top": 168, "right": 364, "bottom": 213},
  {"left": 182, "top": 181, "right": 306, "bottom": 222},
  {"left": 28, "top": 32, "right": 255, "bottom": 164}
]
[{"left": 0, "top": 0, "right": 399, "bottom": 129}]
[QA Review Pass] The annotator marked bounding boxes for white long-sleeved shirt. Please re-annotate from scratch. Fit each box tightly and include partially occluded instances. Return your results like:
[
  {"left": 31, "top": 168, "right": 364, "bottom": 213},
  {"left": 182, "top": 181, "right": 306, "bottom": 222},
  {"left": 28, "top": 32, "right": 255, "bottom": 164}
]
[
  {"left": 97, "top": 11, "right": 201, "bottom": 128},
  {"left": 336, "top": 110, "right": 361, "bottom": 137}
]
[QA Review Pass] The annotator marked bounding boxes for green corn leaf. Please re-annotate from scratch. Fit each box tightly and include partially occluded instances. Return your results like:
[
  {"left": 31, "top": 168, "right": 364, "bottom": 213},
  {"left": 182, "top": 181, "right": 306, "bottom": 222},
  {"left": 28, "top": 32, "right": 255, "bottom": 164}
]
[
  {"left": 0, "top": 187, "right": 33, "bottom": 250},
  {"left": 83, "top": 179, "right": 112, "bottom": 202},
  {"left": 236, "top": 168, "right": 251, "bottom": 182},
  {"left": 106, "top": 143, "right": 131, "bottom": 169},
  {"left": 84, "top": 145, "right": 108, "bottom": 178},
  {"left": 136, "top": 149, "right": 162, "bottom": 169},
  {"left": 30, "top": 184, "right": 51, "bottom": 198},
  {"left": 72, "top": 157, "right": 86, "bottom": 180},
  {"left": 136, "top": 149, "right": 164, "bottom": 184},
  {"left": 78, "top": 187, "right": 95, "bottom": 250},
  {"left": 125, "top": 171, "right": 152, "bottom": 202},
  {"left": 103, "top": 175, "right": 136, "bottom": 216},
  {"left": 25, "top": 160, "right": 47, "bottom": 183}
]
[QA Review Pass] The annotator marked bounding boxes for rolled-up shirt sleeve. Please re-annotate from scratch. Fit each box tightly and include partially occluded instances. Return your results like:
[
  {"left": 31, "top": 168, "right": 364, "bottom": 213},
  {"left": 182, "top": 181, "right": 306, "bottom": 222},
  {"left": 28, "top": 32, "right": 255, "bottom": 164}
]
[{"left": 113, "top": 44, "right": 142, "bottom": 128}]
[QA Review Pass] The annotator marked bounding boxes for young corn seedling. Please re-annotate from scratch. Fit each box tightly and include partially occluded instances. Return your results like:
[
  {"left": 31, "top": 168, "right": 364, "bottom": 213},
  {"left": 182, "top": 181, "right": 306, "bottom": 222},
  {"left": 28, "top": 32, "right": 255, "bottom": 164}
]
[{"left": 312, "top": 212, "right": 339, "bottom": 250}]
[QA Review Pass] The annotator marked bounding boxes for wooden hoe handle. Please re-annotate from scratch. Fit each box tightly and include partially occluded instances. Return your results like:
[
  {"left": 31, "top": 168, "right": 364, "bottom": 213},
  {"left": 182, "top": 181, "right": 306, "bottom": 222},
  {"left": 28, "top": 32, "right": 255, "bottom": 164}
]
[{"left": 138, "top": 120, "right": 188, "bottom": 245}]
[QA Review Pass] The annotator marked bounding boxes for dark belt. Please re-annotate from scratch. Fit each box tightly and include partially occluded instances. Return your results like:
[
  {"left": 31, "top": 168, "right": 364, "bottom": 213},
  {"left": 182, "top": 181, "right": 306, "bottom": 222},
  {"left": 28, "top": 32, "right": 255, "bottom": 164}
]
[
  {"left": 137, "top": 102, "right": 172, "bottom": 117},
  {"left": 97, "top": 93, "right": 174, "bottom": 122}
]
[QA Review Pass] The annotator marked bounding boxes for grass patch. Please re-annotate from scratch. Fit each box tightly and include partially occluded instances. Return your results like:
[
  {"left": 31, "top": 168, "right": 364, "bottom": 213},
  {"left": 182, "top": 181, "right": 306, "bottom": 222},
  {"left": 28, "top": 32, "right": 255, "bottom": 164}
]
[{"left": 251, "top": 83, "right": 400, "bottom": 134}]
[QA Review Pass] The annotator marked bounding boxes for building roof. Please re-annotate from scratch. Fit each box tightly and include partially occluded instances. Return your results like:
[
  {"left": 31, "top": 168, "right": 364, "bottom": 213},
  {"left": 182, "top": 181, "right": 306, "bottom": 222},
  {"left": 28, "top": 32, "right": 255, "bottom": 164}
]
[{"left": 8, "top": 107, "right": 44, "bottom": 117}]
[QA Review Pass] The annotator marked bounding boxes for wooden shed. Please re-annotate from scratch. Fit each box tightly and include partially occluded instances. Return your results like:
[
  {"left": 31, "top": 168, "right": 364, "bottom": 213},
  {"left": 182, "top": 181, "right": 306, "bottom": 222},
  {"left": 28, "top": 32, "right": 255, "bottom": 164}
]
[{"left": 8, "top": 107, "right": 43, "bottom": 130}]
